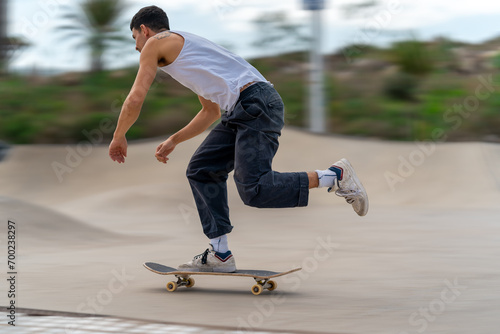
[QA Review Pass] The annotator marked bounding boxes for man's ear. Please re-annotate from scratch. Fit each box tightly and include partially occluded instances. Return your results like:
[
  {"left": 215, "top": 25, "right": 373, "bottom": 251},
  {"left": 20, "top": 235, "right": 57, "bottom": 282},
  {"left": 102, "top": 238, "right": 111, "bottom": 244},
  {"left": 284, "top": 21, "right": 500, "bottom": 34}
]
[{"left": 140, "top": 24, "right": 150, "bottom": 37}]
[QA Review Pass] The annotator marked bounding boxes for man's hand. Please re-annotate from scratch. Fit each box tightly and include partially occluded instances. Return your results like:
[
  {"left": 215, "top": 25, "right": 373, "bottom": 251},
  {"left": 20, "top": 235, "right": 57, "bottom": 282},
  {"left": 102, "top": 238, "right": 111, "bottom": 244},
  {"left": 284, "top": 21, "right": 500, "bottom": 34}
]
[
  {"left": 109, "top": 137, "right": 128, "bottom": 163},
  {"left": 155, "top": 138, "right": 176, "bottom": 164}
]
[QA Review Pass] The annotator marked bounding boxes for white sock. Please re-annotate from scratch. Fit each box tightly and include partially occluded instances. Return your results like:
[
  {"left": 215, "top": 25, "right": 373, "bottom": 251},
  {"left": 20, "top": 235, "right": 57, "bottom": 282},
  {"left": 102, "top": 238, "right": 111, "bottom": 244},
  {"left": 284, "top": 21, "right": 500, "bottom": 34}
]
[
  {"left": 315, "top": 169, "right": 337, "bottom": 188},
  {"left": 210, "top": 234, "right": 229, "bottom": 253}
]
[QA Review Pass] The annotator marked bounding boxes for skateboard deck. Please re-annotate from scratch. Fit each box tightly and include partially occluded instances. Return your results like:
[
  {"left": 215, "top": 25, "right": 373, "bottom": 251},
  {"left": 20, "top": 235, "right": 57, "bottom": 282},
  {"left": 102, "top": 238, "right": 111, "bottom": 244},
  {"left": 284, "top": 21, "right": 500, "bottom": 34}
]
[{"left": 144, "top": 262, "right": 301, "bottom": 295}]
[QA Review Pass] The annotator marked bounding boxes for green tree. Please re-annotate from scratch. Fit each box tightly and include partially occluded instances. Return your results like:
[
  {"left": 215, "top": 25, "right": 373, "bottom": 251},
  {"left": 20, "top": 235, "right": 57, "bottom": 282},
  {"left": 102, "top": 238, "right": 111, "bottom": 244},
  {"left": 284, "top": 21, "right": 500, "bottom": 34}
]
[
  {"left": 391, "top": 37, "right": 434, "bottom": 76},
  {"left": 383, "top": 36, "right": 435, "bottom": 101},
  {"left": 0, "top": 0, "right": 28, "bottom": 75},
  {"left": 57, "top": 0, "right": 128, "bottom": 72}
]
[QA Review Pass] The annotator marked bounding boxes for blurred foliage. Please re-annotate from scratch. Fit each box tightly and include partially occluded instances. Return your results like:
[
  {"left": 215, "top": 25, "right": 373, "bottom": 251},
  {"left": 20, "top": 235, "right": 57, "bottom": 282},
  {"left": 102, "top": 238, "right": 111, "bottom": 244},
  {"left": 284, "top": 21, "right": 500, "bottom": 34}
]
[
  {"left": 492, "top": 54, "right": 500, "bottom": 69},
  {"left": 57, "top": 0, "right": 129, "bottom": 72},
  {"left": 1, "top": 37, "right": 500, "bottom": 144},
  {"left": 391, "top": 39, "right": 434, "bottom": 76},
  {"left": 252, "top": 11, "right": 309, "bottom": 54},
  {"left": 0, "top": 69, "right": 199, "bottom": 144},
  {"left": 383, "top": 72, "right": 419, "bottom": 101},
  {"left": 382, "top": 37, "right": 436, "bottom": 101}
]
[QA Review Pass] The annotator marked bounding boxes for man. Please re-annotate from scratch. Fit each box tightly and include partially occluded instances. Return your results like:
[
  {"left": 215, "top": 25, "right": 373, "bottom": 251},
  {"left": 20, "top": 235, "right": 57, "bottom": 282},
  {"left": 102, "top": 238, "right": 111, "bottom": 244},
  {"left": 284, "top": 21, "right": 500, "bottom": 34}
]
[{"left": 109, "top": 6, "right": 368, "bottom": 273}]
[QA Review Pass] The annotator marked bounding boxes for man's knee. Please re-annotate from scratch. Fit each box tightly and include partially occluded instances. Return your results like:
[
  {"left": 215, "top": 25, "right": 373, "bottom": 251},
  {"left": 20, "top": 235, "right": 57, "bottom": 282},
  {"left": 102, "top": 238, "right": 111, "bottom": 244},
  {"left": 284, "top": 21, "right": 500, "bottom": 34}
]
[
  {"left": 187, "top": 163, "right": 229, "bottom": 184},
  {"left": 235, "top": 180, "right": 265, "bottom": 208},
  {"left": 186, "top": 161, "right": 198, "bottom": 180}
]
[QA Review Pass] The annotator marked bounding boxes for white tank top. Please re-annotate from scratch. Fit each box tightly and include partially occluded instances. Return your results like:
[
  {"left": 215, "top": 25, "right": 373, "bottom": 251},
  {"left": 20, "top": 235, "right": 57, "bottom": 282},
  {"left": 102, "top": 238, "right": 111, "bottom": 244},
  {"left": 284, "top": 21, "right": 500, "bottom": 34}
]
[{"left": 159, "top": 30, "right": 268, "bottom": 111}]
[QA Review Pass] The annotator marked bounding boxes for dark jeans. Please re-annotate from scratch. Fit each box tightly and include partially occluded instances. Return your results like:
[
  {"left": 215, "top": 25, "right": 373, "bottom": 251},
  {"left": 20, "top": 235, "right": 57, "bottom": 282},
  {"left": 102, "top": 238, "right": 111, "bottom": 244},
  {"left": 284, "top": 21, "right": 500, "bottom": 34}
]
[{"left": 186, "top": 82, "right": 309, "bottom": 239}]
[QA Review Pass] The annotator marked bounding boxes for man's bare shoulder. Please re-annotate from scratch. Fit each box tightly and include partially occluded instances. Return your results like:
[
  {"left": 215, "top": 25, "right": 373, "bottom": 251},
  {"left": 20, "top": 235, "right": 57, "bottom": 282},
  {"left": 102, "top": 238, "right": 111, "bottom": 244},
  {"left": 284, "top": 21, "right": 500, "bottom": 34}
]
[{"left": 145, "top": 31, "right": 184, "bottom": 66}]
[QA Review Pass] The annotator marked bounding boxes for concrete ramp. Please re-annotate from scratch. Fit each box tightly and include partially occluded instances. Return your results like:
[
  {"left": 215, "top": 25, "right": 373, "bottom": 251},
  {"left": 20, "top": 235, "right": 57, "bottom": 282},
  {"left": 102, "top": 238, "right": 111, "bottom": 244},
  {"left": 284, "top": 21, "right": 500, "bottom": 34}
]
[{"left": 0, "top": 128, "right": 499, "bottom": 334}]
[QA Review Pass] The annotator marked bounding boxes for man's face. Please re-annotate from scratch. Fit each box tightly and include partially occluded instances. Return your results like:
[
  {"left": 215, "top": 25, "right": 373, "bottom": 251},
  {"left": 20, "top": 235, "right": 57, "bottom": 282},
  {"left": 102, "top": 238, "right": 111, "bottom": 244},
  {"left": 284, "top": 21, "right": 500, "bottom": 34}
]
[{"left": 132, "top": 27, "right": 148, "bottom": 53}]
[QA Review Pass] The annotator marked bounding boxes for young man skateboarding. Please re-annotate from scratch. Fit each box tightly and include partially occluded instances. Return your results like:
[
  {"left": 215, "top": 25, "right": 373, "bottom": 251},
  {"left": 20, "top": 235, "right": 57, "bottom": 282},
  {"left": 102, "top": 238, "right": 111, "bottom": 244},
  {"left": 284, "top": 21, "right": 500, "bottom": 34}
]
[{"left": 109, "top": 6, "right": 368, "bottom": 273}]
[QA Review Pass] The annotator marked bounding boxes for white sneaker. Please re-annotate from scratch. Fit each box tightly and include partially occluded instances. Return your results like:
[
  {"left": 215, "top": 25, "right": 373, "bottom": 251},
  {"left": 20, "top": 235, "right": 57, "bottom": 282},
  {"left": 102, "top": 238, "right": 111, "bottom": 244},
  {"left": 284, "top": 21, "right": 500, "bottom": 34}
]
[
  {"left": 178, "top": 245, "right": 237, "bottom": 272},
  {"left": 328, "top": 158, "right": 369, "bottom": 216}
]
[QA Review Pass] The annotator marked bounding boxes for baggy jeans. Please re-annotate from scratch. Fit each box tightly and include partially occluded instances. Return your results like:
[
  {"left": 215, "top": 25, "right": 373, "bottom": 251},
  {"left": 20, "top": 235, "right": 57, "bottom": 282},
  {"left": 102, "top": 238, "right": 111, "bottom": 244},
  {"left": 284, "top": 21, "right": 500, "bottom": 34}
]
[{"left": 186, "top": 82, "right": 310, "bottom": 239}]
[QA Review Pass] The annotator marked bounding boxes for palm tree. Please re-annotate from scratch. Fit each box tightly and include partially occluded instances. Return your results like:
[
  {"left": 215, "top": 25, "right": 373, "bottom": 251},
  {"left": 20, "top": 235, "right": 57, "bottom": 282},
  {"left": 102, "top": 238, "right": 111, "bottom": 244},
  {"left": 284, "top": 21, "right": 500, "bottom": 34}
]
[
  {"left": 252, "top": 11, "right": 309, "bottom": 54},
  {"left": 57, "top": 0, "right": 128, "bottom": 72}
]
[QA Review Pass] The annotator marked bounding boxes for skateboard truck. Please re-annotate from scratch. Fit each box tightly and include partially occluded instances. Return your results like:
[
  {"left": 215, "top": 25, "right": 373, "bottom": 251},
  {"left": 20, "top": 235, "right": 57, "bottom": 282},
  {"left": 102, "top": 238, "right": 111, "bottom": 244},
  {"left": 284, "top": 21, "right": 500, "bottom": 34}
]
[
  {"left": 251, "top": 278, "right": 277, "bottom": 296},
  {"left": 167, "top": 275, "right": 196, "bottom": 292}
]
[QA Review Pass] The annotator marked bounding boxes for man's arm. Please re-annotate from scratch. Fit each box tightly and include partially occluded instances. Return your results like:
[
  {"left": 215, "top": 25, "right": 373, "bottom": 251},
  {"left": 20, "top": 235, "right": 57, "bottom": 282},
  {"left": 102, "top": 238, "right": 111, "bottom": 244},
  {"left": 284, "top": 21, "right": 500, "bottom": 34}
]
[
  {"left": 155, "top": 95, "right": 221, "bottom": 164},
  {"left": 109, "top": 39, "right": 158, "bottom": 163}
]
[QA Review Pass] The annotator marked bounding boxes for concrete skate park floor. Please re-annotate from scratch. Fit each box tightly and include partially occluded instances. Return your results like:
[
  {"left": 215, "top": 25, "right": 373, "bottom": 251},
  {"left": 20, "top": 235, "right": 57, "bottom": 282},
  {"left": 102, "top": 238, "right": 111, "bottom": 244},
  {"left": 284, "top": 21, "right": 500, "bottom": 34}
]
[{"left": 1, "top": 128, "right": 499, "bottom": 333}]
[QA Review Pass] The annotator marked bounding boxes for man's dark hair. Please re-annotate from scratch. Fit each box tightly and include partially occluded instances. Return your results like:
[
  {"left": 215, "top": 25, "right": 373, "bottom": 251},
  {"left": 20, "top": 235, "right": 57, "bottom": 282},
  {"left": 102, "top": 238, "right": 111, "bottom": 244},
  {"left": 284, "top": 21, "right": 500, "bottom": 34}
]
[{"left": 130, "top": 6, "right": 170, "bottom": 32}]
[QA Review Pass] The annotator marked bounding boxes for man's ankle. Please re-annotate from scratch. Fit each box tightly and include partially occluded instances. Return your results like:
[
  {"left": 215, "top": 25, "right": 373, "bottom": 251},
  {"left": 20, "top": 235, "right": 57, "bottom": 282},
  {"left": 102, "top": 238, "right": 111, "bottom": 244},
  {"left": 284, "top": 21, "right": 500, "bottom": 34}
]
[
  {"left": 307, "top": 171, "right": 319, "bottom": 189},
  {"left": 210, "top": 234, "right": 229, "bottom": 253}
]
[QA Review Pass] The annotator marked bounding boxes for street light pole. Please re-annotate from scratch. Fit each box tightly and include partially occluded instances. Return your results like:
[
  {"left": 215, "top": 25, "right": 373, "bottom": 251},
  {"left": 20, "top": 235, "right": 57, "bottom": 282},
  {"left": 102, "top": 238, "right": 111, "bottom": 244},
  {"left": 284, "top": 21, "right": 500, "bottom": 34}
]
[{"left": 304, "top": 0, "right": 326, "bottom": 133}]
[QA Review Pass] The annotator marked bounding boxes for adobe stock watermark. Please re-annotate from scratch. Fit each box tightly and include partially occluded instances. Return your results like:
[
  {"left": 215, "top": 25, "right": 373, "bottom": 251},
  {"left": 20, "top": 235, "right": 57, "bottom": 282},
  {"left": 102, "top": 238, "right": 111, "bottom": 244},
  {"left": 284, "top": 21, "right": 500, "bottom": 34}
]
[
  {"left": 385, "top": 74, "right": 499, "bottom": 191},
  {"left": 399, "top": 277, "right": 467, "bottom": 334},
  {"left": 64, "top": 267, "right": 135, "bottom": 334},
  {"left": 21, "top": 0, "right": 69, "bottom": 40},
  {"left": 237, "top": 235, "right": 339, "bottom": 333},
  {"left": 341, "top": 0, "right": 402, "bottom": 63},
  {"left": 51, "top": 117, "right": 115, "bottom": 183},
  {"left": 213, "top": 0, "right": 243, "bottom": 19},
  {"left": 178, "top": 202, "right": 198, "bottom": 225}
]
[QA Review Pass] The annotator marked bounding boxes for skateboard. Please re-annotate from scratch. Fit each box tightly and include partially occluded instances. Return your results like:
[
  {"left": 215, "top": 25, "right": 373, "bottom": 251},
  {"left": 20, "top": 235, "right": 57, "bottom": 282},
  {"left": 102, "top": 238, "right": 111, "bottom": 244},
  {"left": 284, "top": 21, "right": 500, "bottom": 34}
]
[{"left": 144, "top": 262, "right": 301, "bottom": 295}]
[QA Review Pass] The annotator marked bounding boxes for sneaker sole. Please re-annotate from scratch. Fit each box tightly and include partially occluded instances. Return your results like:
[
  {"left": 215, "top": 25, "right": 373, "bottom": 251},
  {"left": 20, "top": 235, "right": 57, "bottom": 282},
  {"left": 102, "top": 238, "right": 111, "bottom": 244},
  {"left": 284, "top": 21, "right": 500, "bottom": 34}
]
[
  {"left": 337, "top": 158, "right": 369, "bottom": 216},
  {"left": 213, "top": 267, "right": 237, "bottom": 273}
]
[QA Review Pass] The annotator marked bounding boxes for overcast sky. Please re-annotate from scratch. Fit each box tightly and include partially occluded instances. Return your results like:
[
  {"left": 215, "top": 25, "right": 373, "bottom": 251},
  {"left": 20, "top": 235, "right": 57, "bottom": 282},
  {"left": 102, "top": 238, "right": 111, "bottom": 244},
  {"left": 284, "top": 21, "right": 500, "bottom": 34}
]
[{"left": 7, "top": 0, "right": 500, "bottom": 73}]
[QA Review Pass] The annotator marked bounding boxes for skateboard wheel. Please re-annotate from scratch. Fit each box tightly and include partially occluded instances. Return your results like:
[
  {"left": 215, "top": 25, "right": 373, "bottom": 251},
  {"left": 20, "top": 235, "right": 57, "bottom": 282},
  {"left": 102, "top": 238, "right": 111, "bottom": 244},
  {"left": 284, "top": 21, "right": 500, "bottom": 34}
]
[
  {"left": 166, "top": 281, "right": 178, "bottom": 292},
  {"left": 251, "top": 284, "right": 263, "bottom": 296},
  {"left": 186, "top": 277, "right": 195, "bottom": 288},
  {"left": 267, "top": 280, "right": 277, "bottom": 291}
]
